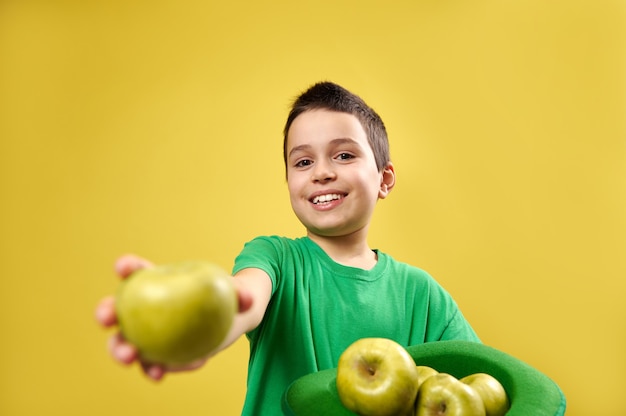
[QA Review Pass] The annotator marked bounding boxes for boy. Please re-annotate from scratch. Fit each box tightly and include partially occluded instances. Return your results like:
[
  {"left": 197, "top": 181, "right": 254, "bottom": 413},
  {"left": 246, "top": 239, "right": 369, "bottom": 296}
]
[{"left": 96, "top": 81, "right": 480, "bottom": 415}]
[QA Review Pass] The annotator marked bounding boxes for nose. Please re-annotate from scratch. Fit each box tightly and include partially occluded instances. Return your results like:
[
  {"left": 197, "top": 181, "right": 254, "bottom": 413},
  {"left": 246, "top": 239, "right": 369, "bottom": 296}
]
[{"left": 311, "top": 160, "right": 336, "bottom": 183}]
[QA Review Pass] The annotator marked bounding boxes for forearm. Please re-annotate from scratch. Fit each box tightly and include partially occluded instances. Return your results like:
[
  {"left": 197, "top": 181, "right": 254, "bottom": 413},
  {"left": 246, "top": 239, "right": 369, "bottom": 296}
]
[
  {"left": 208, "top": 268, "right": 271, "bottom": 358},
  {"left": 208, "top": 314, "right": 251, "bottom": 358}
]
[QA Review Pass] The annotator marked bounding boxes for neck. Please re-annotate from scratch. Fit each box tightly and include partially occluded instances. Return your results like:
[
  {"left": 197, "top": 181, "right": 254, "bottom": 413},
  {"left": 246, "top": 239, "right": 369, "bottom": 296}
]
[{"left": 307, "top": 229, "right": 377, "bottom": 270}]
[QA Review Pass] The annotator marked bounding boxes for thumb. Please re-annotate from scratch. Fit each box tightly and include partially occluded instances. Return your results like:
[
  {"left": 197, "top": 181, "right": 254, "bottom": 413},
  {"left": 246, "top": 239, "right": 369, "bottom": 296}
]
[{"left": 115, "top": 254, "right": 153, "bottom": 279}]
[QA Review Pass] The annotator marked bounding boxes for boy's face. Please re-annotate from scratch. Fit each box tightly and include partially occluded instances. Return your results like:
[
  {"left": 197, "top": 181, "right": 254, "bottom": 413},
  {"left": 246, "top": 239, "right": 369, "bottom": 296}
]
[{"left": 285, "top": 109, "right": 394, "bottom": 239}]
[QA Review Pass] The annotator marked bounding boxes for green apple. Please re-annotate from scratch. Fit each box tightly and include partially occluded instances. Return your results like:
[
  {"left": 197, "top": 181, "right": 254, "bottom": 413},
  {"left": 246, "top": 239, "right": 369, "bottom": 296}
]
[
  {"left": 336, "top": 338, "right": 419, "bottom": 416},
  {"left": 416, "top": 365, "right": 439, "bottom": 386},
  {"left": 115, "top": 261, "right": 237, "bottom": 367},
  {"left": 460, "top": 373, "right": 510, "bottom": 416},
  {"left": 415, "top": 373, "right": 486, "bottom": 416}
]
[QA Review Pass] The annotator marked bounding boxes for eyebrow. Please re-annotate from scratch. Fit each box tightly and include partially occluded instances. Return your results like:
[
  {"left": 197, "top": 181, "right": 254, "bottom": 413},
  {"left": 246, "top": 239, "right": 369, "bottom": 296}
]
[{"left": 287, "top": 137, "right": 361, "bottom": 159}]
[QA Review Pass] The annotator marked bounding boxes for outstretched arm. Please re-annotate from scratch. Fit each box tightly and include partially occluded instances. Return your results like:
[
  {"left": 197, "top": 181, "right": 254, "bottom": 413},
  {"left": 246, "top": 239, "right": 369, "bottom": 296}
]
[
  {"left": 206, "top": 266, "right": 272, "bottom": 357},
  {"left": 95, "top": 255, "right": 272, "bottom": 380}
]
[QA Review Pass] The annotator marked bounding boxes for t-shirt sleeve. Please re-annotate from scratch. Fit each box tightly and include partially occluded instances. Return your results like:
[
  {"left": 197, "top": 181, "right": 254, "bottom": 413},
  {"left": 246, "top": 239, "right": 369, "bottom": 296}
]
[
  {"left": 232, "top": 236, "right": 283, "bottom": 296},
  {"left": 419, "top": 269, "right": 481, "bottom": 343},
  {"left": 439, "top": 306, "right": 481, "bottom": 342}
]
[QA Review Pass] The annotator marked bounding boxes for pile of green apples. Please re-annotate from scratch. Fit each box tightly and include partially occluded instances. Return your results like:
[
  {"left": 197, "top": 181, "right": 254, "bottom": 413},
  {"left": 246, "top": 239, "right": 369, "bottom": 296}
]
[{"left": 337, "top": 338, "right": 510, "bottom": 416}]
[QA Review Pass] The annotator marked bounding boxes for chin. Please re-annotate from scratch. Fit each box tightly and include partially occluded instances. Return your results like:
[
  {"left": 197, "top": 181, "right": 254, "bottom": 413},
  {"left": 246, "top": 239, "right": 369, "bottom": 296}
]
[{"left": 308, "top": 224, "right": 366, "bottom": 240}]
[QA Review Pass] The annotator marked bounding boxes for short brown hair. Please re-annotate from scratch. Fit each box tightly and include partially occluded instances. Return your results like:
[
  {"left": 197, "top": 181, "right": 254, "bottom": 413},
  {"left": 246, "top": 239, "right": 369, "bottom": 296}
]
[{"left": 283, "top": 82, "right": 390, "bottom": 175}]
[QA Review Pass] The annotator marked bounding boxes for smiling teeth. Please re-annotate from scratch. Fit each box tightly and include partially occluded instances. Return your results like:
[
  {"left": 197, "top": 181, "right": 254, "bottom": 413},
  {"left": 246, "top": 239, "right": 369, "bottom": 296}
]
[{"left": 312, "top": 194, "right": 342, "bottom": 204}]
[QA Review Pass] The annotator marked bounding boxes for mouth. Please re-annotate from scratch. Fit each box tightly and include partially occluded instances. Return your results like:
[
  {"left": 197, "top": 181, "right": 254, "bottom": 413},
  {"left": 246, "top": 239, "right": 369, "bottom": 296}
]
[{"left": 310, "top": 193, "right": 346, "bottom": 205}]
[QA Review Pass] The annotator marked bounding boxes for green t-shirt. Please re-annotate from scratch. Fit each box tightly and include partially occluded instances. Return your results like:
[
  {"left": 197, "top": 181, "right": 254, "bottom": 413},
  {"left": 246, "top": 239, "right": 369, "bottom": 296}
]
[{"left": 232, "top": 236, "right": 479, "bottom": 415}]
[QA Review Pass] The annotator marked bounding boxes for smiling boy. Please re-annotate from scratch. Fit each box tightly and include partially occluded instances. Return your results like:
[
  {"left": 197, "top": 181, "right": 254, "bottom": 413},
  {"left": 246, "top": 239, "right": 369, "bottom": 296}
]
[
  {"left": 286, "top": 108, "right": 395, "bottom": 266},
  {"left": 96, "top": 81, "right": 479, "bottom": 415}
]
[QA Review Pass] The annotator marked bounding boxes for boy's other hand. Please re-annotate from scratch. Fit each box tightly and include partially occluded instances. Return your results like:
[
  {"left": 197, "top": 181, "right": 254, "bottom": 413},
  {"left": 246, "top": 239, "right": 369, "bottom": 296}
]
[{"left": 95, "top": 254, "right": 254, "bottom": 381}]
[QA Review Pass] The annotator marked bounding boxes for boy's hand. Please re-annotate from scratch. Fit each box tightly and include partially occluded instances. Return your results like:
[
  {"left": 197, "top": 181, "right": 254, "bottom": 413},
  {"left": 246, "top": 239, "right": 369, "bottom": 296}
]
[{"left": 95, "top": 254, "right": 254, "bottom": 381}]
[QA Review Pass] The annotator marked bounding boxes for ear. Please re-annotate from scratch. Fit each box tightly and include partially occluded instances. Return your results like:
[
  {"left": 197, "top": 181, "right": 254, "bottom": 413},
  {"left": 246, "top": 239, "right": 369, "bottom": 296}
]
[{"left": 378, "top": 162, "right": 396, "bottom": 199}]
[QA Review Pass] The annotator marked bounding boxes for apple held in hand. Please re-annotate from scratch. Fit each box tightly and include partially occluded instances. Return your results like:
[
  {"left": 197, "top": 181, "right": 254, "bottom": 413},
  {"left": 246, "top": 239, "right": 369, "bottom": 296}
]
[
  {"left": 460, "top": 373, "right": 510, "bottom": 416},
  {"left": 116, "top": 261, "right": 237, "bottom": 367},
  {"left": 415, "top": 373, "right": 486, "bottom": 416},
  {"left": 336, "top": 338, "right": 419, "bottom": 416}
]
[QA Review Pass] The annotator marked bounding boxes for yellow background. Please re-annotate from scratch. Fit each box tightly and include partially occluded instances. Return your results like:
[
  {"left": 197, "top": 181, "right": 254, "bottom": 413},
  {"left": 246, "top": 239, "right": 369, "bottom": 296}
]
[{"left": 1, "top": 1, "right": 624, "bottom": 415}]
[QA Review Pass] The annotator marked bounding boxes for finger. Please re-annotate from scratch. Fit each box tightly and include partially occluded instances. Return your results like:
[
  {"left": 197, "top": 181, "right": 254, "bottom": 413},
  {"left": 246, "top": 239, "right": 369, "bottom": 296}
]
[
  {"left": 108, "top": 333, "right": 138, "bottom": 365},
  {"left": 95, "top": 295, "right": 117, "bottom": 327},
  {"left": 115, "top": 254, "right": 153, "bottom": 279},
  {"left": 141, "top": 362, "right": 165, "bottom": 381}
]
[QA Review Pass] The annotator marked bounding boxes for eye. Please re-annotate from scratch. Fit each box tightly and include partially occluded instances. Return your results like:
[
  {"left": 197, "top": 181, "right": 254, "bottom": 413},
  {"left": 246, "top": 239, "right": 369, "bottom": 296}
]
[
  {"left": 294, "top": 159, "right": 313, "bottom": 168},
  {"left": 336, "top": 153, "right": 355, "bottom": 161}
]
